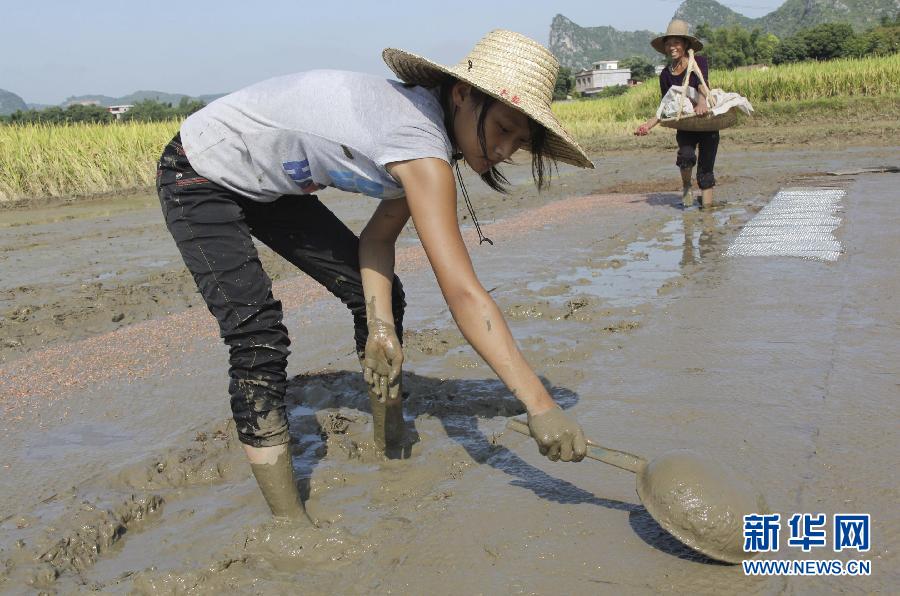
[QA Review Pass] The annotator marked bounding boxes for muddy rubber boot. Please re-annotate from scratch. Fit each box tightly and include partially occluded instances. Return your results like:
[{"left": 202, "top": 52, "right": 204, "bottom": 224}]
[
  {"left": 249, "top": 450, "right": 308, "bottom": 521},
  {"left": 368, "top": 385, "right": 405, "bottom": 452},
  {"left": 682, "top": 185, "right": 694, "bottom": 208}
]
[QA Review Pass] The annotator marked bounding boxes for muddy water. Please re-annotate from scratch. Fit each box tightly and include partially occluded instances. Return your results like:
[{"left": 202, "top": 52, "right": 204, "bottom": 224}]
[
  {"left": 1, "top": 148, "right": 897, "bottom": 593},
  {"left": 0, "top": 145, "right": 890, "bottom": 363}
]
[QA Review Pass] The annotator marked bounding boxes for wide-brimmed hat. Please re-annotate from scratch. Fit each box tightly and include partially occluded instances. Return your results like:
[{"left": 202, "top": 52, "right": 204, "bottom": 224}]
[
  {"left": 651, "top": 19, "right": 704, "bottom": 54},
  {"left": 383, "top": 29, "right": 593, "bottom": 169}
]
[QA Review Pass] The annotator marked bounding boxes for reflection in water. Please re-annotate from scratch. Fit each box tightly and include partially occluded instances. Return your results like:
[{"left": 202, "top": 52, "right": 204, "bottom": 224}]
[
  {"left": 516, "top": 208, "right": 735, "bottom": 304},
  {"left": 680, "top": 213, "right": 718, "bottom": 267},
  {"left": 526, "top": 219, "right": 685, "bottom": 307}
]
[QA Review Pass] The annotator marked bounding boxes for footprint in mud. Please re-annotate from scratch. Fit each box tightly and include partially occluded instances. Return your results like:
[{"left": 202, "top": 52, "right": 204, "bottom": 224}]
[
  {"left": 0, "top": 424, "right": 246, "bottom": 592},
  {"left": 1, "top": 493, "right": 164, "bottom": 591},
  {"left": 129, "top": 520, "right": 369, "bottom": 594}
]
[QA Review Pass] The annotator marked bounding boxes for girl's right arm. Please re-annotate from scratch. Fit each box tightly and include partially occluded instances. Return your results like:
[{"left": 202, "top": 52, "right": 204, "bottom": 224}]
[{"left": 388, "top": 157, "right": 586, "bottom": 462}]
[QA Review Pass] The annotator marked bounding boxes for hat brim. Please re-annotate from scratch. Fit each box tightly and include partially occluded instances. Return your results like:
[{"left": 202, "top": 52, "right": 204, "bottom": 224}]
[
  {"left": 383, "top": 47, "right": 594, "bottom": 170},
  {"left": 651, "top": 35, "right": 704, "bottom": 55}
]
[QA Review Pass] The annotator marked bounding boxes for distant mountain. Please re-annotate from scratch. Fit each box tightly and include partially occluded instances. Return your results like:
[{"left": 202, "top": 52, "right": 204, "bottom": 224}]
[
  {"left": 549, "top": 14, "right": 660, "bottom": 71},
  {"left": 0, "top": 89, "right": 28, "bottom": 116},
  {"left": 550, "top": 1, "right": 899, "bottom": 70},
  {"left": 197, "top": 93, "right": 227, "bottom": 104},
  {"left": 61, "top": 94, "right": 117, "bottom": 107},
  {"left": 673, "top": 0, "right": 755, "bottom": 30},
  {"left": 676, "top": 0, "right": 900, "bottom": 37},
  {"left": 62, "top": 90, "right": 226, "bottom": 107}
]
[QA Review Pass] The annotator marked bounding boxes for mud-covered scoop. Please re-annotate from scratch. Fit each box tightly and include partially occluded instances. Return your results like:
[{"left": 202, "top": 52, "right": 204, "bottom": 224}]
[{"left": 506, "top": 419, "right": 767, "bottom": 564}]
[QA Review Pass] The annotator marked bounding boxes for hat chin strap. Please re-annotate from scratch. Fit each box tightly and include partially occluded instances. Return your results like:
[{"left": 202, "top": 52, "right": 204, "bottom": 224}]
[{"left": 453, "top": 160, "right": 493, "bottom": 246}]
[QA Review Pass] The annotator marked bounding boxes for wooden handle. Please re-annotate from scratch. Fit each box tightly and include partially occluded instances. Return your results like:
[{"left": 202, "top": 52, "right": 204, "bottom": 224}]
[
  {"left": 506, "top": 418, "right": 646, "bottom": 474},
  {"left": 688, "top": 49, "right": 712, "bottom": 110},
  {"left": 688, "top": 49, "right": 710, "bottom": 96},
  {"left": 676, "top": 49, "right": 710, "bottom": 120}
]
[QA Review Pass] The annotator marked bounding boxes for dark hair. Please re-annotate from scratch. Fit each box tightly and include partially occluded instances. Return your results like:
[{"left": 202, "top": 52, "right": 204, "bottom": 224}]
[{"left": 438, "top": 77, "right": 554, "bottom": 192}]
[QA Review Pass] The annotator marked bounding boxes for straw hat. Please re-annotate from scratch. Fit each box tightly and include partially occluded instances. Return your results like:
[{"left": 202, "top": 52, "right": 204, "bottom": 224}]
[
  {"left": 383, "top": 29, "right": 593, "bottom": 169},
  {"left": 651, "top": 19, "right": 704, "bottom": 54}
]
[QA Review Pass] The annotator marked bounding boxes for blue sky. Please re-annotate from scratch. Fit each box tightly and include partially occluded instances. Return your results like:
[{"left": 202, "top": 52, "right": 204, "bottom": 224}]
[{"left": 2, "top": 0, "right": 784, "bottom": 104}]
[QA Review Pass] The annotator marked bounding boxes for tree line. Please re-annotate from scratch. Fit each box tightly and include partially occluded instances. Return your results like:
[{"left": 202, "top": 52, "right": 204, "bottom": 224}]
[
  {"left": 1, "top": 96, "right": 206, "bottom": 125},
  {"left": 697, "top": 14, "right": 899, "bottom": 68},
  {"left": 553, "top": 14, "right": 898, "bottom": 100}
]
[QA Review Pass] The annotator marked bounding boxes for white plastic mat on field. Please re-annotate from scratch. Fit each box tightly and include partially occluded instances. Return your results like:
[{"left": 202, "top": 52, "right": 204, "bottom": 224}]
[{"left": 726, "top": 187, "right": 846, "bottom": 261}]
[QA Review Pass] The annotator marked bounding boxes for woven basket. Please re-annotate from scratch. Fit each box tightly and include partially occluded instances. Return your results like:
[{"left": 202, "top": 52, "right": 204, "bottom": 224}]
[
  {"left": 659, "top": 109, "right": 738, "bottom": 131},
  {"left": 659, "top": 49, "right": 740, "bottom": 132}
]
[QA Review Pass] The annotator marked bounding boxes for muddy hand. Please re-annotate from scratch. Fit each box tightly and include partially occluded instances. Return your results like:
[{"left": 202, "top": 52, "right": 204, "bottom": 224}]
[
  {"left": 363, "top": 318, "right": 403, "bottom": 402},
  {"left": 527, "top": 407, "right": 587, "bottom": 462}
]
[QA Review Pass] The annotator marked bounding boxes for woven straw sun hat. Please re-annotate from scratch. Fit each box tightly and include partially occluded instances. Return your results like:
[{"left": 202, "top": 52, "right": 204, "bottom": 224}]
[
  {"left": 383, "top": 29, "right": 593, "bottom": 169},
  {"left": 651, "top": 19, "right": 704, "bottom": 54}
]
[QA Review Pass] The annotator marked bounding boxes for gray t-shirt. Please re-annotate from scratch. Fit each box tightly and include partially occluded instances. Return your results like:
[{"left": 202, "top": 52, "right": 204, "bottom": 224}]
[{"left": 180, "top": 70, "right": 452, "bottom": 201}]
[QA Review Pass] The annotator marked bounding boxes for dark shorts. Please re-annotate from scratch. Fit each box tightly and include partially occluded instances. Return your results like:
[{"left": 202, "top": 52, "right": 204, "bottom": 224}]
[
  {"left": 156, "top": 134, "right": 405, "bottom": 447},
  {"left": 675, "top": 130, "right": 719, "bottom": 189}
]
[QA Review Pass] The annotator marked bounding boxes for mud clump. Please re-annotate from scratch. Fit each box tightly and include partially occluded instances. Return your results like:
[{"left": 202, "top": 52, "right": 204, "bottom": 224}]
[
  {"left": 318, "top": 411, "right": 356, "bottom": 436},
  {"left": 2, "top": 494, "right": 163, "bottom": 590},
  {"left": 504, "top": 295, "right": 602, "bottom": 322},
  {"left": 602, "top": 320, "right": 641, "bottom": 333},
  {"left": 130, "top": 522, "right": 364, "bottom": 594},
  {"left": 316, "top": 409, "right": 380, "bottom": 461},
  {"left": 403, "top": 327, "right": 465, "bottom": 356},
  {"left": 636, "top": 450, "right": 768, "bottom": 564},
  {"left": 115, "top": 420, "right": 242, "bottom": 490}
]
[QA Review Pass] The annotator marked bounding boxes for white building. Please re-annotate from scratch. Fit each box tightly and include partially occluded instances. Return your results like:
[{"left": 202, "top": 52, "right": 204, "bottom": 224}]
[
  {"left": 574, "top": 60, "right": 632, "bottom": 96},
  {"left": 107, "top": 105, "right": 134, "bottom": 119}
]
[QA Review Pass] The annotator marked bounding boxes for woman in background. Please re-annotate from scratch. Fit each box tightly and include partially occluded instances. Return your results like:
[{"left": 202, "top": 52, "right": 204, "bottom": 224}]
[{"left": 635, "top": 20, "right": 719, "bottom": 209}]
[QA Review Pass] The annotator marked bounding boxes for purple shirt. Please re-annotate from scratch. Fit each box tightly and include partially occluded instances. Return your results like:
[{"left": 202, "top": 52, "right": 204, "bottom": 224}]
[{"left": 659, "top": 55, "right": 709, "bottom": 98}]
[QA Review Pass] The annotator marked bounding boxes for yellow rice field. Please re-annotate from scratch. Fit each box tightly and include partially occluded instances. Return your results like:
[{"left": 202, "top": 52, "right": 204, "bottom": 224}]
[
  {"left": 0, "top": 120, "right": 178, "bottom": 202},
  {"left": 0, "top": 53, "right": 897, "bottom": 203}
]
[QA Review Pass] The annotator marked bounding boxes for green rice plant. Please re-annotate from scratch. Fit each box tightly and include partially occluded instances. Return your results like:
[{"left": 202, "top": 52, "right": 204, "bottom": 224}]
[{"left": 0, "top": 120, "right": 178, "bottom": 202}]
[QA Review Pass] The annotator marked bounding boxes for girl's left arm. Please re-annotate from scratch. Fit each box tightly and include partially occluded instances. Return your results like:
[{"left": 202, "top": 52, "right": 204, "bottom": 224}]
[{"left": 388, "top": 157, "right": 586, "bottom": 463}]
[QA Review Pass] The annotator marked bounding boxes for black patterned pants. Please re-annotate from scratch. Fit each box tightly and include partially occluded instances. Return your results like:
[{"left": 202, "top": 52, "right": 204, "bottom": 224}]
[
  {"left": 675, "top": 130, "right": 720, "bottom": 189},
  {"left": 156, "top": 135, "right": 405, "bottom": 447}
]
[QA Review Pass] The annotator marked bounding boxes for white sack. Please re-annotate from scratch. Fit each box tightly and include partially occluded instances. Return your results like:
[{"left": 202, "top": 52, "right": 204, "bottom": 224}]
[{"left": 656, "top": 86, "right": 754, "bottom": 120}]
